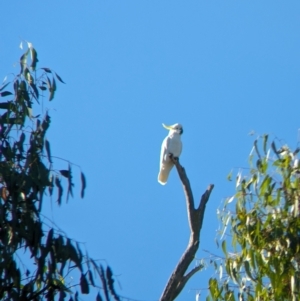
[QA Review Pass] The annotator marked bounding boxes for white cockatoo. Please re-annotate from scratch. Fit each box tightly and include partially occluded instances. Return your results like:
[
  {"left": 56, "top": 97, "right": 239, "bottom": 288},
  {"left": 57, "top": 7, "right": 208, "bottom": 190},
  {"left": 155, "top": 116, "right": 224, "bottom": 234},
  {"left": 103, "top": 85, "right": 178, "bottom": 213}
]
[{"left": 158, "top": 123, "right": 183, "bottom": 185}]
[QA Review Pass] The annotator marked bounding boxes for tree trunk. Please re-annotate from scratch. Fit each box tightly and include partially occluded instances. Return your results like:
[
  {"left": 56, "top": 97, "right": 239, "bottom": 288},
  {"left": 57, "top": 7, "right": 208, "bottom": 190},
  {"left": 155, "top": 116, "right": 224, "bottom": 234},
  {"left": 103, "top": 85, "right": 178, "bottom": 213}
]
[{"left": 159, "top": 157, "right": 214, "bottom": 301}]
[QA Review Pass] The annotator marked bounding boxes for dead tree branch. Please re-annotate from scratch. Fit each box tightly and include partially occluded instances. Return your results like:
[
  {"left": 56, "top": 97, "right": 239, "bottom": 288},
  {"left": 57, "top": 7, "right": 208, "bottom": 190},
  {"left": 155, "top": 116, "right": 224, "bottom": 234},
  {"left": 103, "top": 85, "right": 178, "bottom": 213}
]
[{"left": 159, "top": 156, "right": 214, "bottom": 301}]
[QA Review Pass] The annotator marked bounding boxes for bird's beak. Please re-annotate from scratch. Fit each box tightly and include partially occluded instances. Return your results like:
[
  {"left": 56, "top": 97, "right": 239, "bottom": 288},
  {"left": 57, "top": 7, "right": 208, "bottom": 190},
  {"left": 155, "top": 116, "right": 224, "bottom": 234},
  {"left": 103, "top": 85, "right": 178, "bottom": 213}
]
[{"left": 162, "top": 123, "right": 173, "bottom": 130}]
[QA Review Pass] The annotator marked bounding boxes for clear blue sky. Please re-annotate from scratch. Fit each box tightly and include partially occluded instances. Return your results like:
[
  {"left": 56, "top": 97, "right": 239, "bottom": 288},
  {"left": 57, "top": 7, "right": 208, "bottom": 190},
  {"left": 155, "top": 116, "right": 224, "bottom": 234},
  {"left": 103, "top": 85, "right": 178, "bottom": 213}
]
[{"left": 1, "top": 1, "right": 300, "bottom": 300}]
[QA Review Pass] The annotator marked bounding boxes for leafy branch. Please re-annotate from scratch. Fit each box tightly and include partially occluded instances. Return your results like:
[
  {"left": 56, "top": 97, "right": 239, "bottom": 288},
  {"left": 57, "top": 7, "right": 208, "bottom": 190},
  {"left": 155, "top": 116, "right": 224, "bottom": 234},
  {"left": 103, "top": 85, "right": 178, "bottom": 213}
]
[{"left": 0, "top": 43, "right": 119, "bottom": 301}]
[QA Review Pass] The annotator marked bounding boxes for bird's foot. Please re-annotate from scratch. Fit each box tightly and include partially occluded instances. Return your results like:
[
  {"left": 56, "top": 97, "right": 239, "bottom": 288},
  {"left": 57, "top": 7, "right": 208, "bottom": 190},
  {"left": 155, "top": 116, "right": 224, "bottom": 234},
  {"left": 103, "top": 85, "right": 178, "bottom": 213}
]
[{"left": 168, "top": 153, "right": 179, "bottom": 163}]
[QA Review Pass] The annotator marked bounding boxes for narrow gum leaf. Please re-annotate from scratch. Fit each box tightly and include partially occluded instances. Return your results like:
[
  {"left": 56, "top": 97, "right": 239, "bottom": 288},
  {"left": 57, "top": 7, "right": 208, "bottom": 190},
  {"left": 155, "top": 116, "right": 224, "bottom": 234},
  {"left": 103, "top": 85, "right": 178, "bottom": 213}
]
[
  {"left": 42, "top": 67, "right": 52, "bottom": 73},
  {"left": 30, "top": 47, "right": 38, "bottom": 71},
  {"left": 96, "top": 293, "right": 103, "bottom": 301},
  {"left": 254, "top": 139, "right": 261, "bottom": 159},
  {"left": 67, "top": 164, "right": 74, "bottom": 200},
  {"left": 263, "top": 134, "right": 268, "bottom": 154},
  {"left": 20, "top": 49, "right": 29, "bottom": 74},
  {"left": 45, "top": 139, "right": 52, "bottom": 163},
  {"left": 0, "top": 82, "right": 10, "bottom": 92},
  {"left": 0, "top": 91, "right": 13, "bottom": 97},
  {"left": 81, "top": 172, "right": 86, "bottom": 198},
  {"left": 55, "top": 72, "right": 66, "bottom": 84},
  {"left": 59, "top": 170, "right": 69, "bottom": 178},
  {"left": 80, "top": 273, "right": 89, "bottom": 294},
  {"left": 55, "top": 176, "right": 63, "bottom": 205}
]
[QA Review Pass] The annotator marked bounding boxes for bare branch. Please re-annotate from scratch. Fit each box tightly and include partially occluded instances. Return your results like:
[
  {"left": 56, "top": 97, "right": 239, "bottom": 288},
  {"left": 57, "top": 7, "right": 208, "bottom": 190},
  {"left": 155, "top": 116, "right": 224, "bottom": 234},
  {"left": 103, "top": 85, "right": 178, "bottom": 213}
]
[
  {"left": 172, "top": 156, "right": 195, "bottom": 211},
  {"left": 172, "top": 265, "right": 204, "bottom": 300},
  {"left": 159, "top": 158, "right": 214, "bottom": 301}
]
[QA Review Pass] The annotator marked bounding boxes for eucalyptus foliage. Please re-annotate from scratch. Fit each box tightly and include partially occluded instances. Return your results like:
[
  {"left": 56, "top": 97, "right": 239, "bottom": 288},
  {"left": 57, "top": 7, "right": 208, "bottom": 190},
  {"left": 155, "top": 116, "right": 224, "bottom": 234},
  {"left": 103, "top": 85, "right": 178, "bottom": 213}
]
[
  {"left": 209, "top": 136, "right": 300, "bottom": 301},
  {"left": 0, "top": 44, "right": 119, "bottom": 301}
]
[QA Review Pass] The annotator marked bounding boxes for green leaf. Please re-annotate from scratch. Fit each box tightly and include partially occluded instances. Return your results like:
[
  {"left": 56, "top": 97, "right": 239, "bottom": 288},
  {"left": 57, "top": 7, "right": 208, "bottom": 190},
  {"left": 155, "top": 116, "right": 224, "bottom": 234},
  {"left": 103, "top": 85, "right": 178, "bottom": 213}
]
[
  {"left": 259, "top": 175, "right": 271, "bottom": 196},
  {"left": 76, "top": 241, "right": 83, "bottom": 264},
  {"left": 99, "top": 265, "right": 109, "bottom": 301},
  {"left": 68, "top": 239, "right": 82, "bottom": 271},
  {"left": 14, "top": 79, "right": 19, "bottom": 94},
  {"left": 96, "top": 293, "right": 103, "bottom": 301},
  {"left": 254, "top": 139, "right": 261, "bottom": 159},
  {"left": 56, "top": 234, "right": 64, "bottom": 250},
  {"left": 42, "top": 67, "right": 52, "bottom": 73},
  {"left": 256, "top": 159, "right": 262, "bottom": 171},
  {"left": 45, "top": 139, "right": 52, "bottom": 163},
  {"left": 244, "top": 261, "right": 255, "bottom": 281},
  {"left": 1, "top": 111, "right": 9, "bottom": 123},
  {"left": 271, "top": 141, "right": 279, "bottom": 157},
  {"left": 209, "top": 278, "right": 218, "bottom": 300},
  {"left": 260, "top": 158, "right": 268, "bottom": 174},
  {"left": 227, "top": 170, "right": 233, "bottom": 181},
  {"left": 24, "top": 67, "right": 34, "bottom": 84},
  {"left": 39, "top": 86, "right": 47, "bottom": 91},
  {"left": 7, "top": 117, "right": 23, "bottom": 125},
  {"left": 219, "top": 264, "right": 223, "bottom": 280},
  {"left": 59, "top": 290, "right": 67, "bottom": 301},
  {"left": 88, "top": 270, "right": 95, "bottom": 286},
  {"left": 55, "top": 72, "right": 66, "bottom": 84},
  {"left": 60, "top": 170, "right": 69, "bottom": 178},
  {"left": 30, "top": 82, "right": 39, "bottom": 100},
  {"left": 46, "top": 229, "right": 54, "bottom": 250},
  {"left": 293, "top": 147, "right": 300, "bottom": 156},
  {"left": 55, "top": 176, "right": 63, "bottom": 205},
  {"left": 18, "top": 129, "right": 26, "bottom": 152},
  {"left": 0, "top": 102, "right": 12, "bottom": 109},
  {"left": 222, "top": 240, "right": 227, "bottom": 256},
  {"left": 7, "top": 225, "right": 13, "bottom": 244},
  {"left": 263, "top": 134, "right": 268, "bottom": 154},
  {"left": 0, "top": 82, "right": 10, "bottom": 92},
  {"left": 53, "top": 76, "right": 57, "bottom": 90},
  {"left": 20, "top": 49, "right": 29, "bottom": 74},
  {"left": 106, "top": 266, "right": 121, "bottom": 301},
  {"left": 34, "top": 161, "right": 50, "bottom": 187},
  {"left": 27, "top": 107, "right": 33, "bottom": 119},
  {"left": 30, "top": 47, "right": 38, "bottom": 70},
  {"left": 80, "top": 273, "right": 89, "bottom": 294},
  {"left": 81, "top": 172, "right": 86, "bottom": 198},
  {"left": 49, "top": 77, "right": 57, "bottom": 101},
  {"left": 0, "top": 91, "right": 13, "bottom": 97},
  {"left": 225, "top": 196, "right": 234, "bottom": 205},
  {"left": 67, "top": 164, "right": 74, "bottom": 200},
  {"left": 41, "top": 112, "right": 51, "bottom": 134}
]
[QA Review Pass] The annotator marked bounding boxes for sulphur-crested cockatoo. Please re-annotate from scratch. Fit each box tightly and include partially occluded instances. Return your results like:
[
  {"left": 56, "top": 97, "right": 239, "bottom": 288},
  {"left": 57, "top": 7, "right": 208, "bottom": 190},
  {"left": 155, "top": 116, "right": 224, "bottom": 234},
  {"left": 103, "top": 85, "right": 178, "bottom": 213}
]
[{"left": 158, "top": 123, "right": 183, "bottom": 185}]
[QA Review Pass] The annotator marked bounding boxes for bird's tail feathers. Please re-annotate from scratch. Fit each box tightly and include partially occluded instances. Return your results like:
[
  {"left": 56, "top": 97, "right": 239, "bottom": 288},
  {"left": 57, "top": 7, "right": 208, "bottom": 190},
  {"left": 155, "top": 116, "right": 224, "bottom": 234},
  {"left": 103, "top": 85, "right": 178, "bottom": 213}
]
[{"left": 158, "top": 164, "right": 174, "bottom": 185}]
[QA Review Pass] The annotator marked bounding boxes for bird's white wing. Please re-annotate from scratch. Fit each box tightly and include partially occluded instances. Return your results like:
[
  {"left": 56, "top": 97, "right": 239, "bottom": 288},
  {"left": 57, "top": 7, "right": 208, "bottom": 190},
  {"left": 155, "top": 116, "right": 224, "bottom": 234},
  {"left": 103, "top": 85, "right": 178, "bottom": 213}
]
[
  {"left": 158, "top": 123, "right": 183, "bottom": 185},
  {"left": 158, "top": 136, "right": 174, "bottom": 185},
  {"left": 158, "top": 138, "right": 174, "bottom": 185}
]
